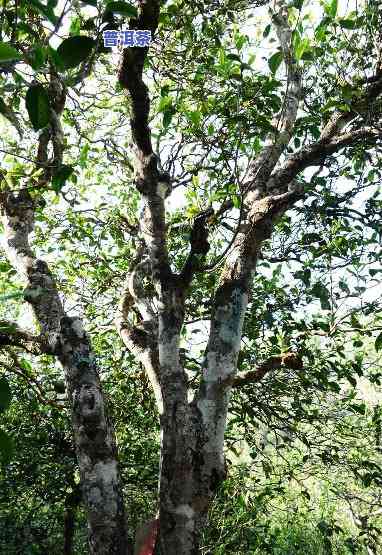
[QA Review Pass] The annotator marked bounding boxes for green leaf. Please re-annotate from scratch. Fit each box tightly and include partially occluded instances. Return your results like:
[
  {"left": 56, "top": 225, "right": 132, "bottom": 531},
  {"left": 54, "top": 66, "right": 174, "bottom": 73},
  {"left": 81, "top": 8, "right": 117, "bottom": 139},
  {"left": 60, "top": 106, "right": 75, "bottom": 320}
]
[
  {"left": 52, "top": 165, "right": 75, "bottom": 192},
  {"left": 69, "top": 17, "right": 82, "bottom": 36},
  {"left": 162, "top": 108, "right": 174, "bottom": 129},
  {"left": 25, "top": 83, "right": 50, "bottom": 131},
  {"left": 0, "top": 429, "right": 13, "bottom": 463},
  {"left": 315, "top": 22, "right": 327, "bottom": 42},
  {"left": 47, "top": 46, "right": 65, "bottom": 71},
  {"left": 187, "top": 111, "right": 202, "bottom": 126},
  {"left": 158, "top": 96, "right": 172, "bottom": 112},
  {"left": 320, "top": 297, "right": 331, "bottom": 311},
  {"left": 105, "top": 1, "right": 138, "bottom": 17},
  {"left": 0, "top": 42, "right": 23, "bottom": 62},
  {"left": 268, "top": 51, "right": 283, "bottom": 74},
  {"left": 27, "top": 46, "right": 46, "bottom": 70},
  {"left": 339, "top": 18, "right": 357, "bottom": 29},
  {"left": 328, "top": 381, "right": 341, "bottom": 393},
  {"left": 79, "top": 143, "right": 90, "bottom": 168},
  {"left": 0, "top": 321, "right": 17, "bottom": 334},
  {"left": 375, "top": 332, "right": 382, "bottom": 352},
  {"left": 81, "top": 0, "right": 98, "bottom": 5},
  {"left": 160, "top": 84, "right": 170, "bottom": 97},
  {"left": 339, "top": 280, "right": 350, "bottom": 293},
  {"left": 294, "top": 269, "right": 311, "bottom": 286},
  {"left": 57, "top": 36, "right": 95, "bottom": 69},
  {"left": 295, "top": 37, "right": 310, "bottom": 61},
  {"left": 232, "top": 195, "right": 241, "bottom": 209},
  {"left": 310, "top": 282, "right": 331, "bottom": 310},
  {"left": 19, "top": 359, "right": 33, "bottom": 373},
  {"left": 226, "top": 53, "right": 241, "bottom": 62},
  {"left": 0, "top": 378, "right": 11, "bottom": 412},
  {"left": 263, "top": 24, "right": 271, "bottom": 38},
  {"left": 324, "top": 0, "right": 338, "bottom": 18},
  {"left": 349, "top": 403, "right": 366, "bottom": 415}
]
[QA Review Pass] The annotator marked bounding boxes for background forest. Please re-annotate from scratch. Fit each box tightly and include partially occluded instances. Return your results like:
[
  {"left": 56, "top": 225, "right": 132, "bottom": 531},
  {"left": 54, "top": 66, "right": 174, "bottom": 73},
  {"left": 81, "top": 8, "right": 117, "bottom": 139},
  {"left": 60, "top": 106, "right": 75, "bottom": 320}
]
[{"left": 0, "top": 0, "right": 382, "bottom": 553}]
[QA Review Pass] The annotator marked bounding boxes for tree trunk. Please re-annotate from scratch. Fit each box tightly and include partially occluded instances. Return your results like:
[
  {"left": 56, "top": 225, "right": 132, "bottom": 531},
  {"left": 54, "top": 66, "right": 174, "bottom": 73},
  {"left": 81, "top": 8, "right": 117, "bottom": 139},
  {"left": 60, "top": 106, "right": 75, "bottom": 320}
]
[
  {"left": 0, "top": 189, "right": 128, "bottom": 555},
  {"left": 155, "top": 405, "right": 226, "bottom": 555},
  {"left": 58, "top": 317, "right": 128, "bottom": 555},
  {"left": 63, "top": 484, "right": 81, "bottom": 555},
  {"left": 63, "top": 507, "right": 75, "bottom": 555}
]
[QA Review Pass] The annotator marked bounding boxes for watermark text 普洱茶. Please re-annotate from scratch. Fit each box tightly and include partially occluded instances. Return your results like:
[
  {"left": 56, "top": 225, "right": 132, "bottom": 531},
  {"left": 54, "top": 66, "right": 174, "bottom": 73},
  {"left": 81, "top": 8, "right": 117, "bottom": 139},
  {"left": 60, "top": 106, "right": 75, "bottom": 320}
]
[{"left": 103, "top": 30, "right": 152, "bottom": 48}]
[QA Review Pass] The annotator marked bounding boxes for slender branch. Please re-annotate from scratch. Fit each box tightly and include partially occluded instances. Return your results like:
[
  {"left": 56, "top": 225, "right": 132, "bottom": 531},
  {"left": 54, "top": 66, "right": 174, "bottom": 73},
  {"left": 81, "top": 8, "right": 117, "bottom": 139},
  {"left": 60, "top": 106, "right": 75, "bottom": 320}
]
[
  {"left": 117, "top": 1, "right": 189, "bottom": 416},
  {"left": 1, "top": 357, "right": 63, "bottom": 410},
  {"left": 115, "top": 284, "right": 163, "bottom": 413},
  {"left": 35, "top": 71, "right": 66, "bottom": 187},
  {"left": 246, "top": 0, "right": 302, "bottom": 199},
  {"left": 118, "top": 0, "right": 161, "bottom": 156},
  {"left": 266, "top": 125, "right": 382, "bottom": 194},
  {"left": 0, "top": 68, "right": 128, "bottom": 550},
  {"left": 0, "top": 320, "right": 51, "bottom": 355},
  {"left": 179, "top": 207, "right": 214, "bottom": 285},
  {"left": 230, "top": 352, "right": 303, "bottom": 388},
  {"left": 118, "top": 1, "right": 172, "bottom": 287}
]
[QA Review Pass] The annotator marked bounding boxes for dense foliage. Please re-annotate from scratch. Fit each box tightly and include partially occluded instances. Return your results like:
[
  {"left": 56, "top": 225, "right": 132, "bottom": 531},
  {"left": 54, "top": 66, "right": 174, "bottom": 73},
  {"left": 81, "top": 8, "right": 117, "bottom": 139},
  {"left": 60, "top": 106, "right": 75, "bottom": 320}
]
[{"left": 0, "top": 0, "right": 382, "bottom": 553}]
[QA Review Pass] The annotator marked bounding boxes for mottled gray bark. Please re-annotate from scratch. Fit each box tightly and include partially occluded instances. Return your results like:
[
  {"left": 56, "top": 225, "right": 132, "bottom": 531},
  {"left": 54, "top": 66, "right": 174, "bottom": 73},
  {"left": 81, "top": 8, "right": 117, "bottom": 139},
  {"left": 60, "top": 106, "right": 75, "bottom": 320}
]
[
  {"left": 114, "top": 2, "right": 300, "bottom": 554},
  {"left": 0, "top": 188, "right": 128, "bottom": 555},
  {"left": 115, "top": 0, "right": 382, "bottom": 553}
]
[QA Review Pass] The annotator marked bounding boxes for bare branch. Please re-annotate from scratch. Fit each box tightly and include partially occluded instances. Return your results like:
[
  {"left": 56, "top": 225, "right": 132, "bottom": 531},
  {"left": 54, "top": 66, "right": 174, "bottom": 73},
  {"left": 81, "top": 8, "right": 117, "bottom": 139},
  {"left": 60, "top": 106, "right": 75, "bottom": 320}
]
[
  {"left": 246, "top": 0, "right": 302, "bottom": 198},
  {"left": 115, "top": 284, "right": 163, "bottom": 413},
  {"left": 180, "top": 207, "right": 214, "bottom": 285},
  {"left": 0, "top": 320, "right": 51, "bottom": 355},
  {"left": 230, "top": 352, "right": 303, "bottom": 388},
  {"left": 320, "top": 75, "right": 382, "bottom": 141},
  {"left": 118, "top": 0, "right": 161, "bottom": 156},
  {"left": 117, "top": 1, "right": 188, "bottom": 416},
  {"left": 0, "top": 183, "right": 128, "bottom": 551},
  {"left": 118, "top": 1, "right": 173, "bottom": 287},
  {"left": 266, "top": 125, "right": 382, "bottom": 193},
  {"left": 35, "top": 71, "right": 66, "bottom": 188}
]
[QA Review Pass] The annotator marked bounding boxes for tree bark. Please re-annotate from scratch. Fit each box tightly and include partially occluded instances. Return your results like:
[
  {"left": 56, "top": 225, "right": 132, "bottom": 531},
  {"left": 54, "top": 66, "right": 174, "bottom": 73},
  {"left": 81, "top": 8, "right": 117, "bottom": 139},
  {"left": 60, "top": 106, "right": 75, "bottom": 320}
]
[
  {"left": 63, "top": 482, "right": 81, "bottom": 555},
  {"left": 58, "top": 317, "right": 128, "bottom": 555},
  {"left": 63, "top": 507, "right": 75, "bottom": 555},
  {"left": 0, "top": 188, "right": 128, "bottom": 555},
  {"left": 116, "top": 1, "right": 382, "bottom": 553}
]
